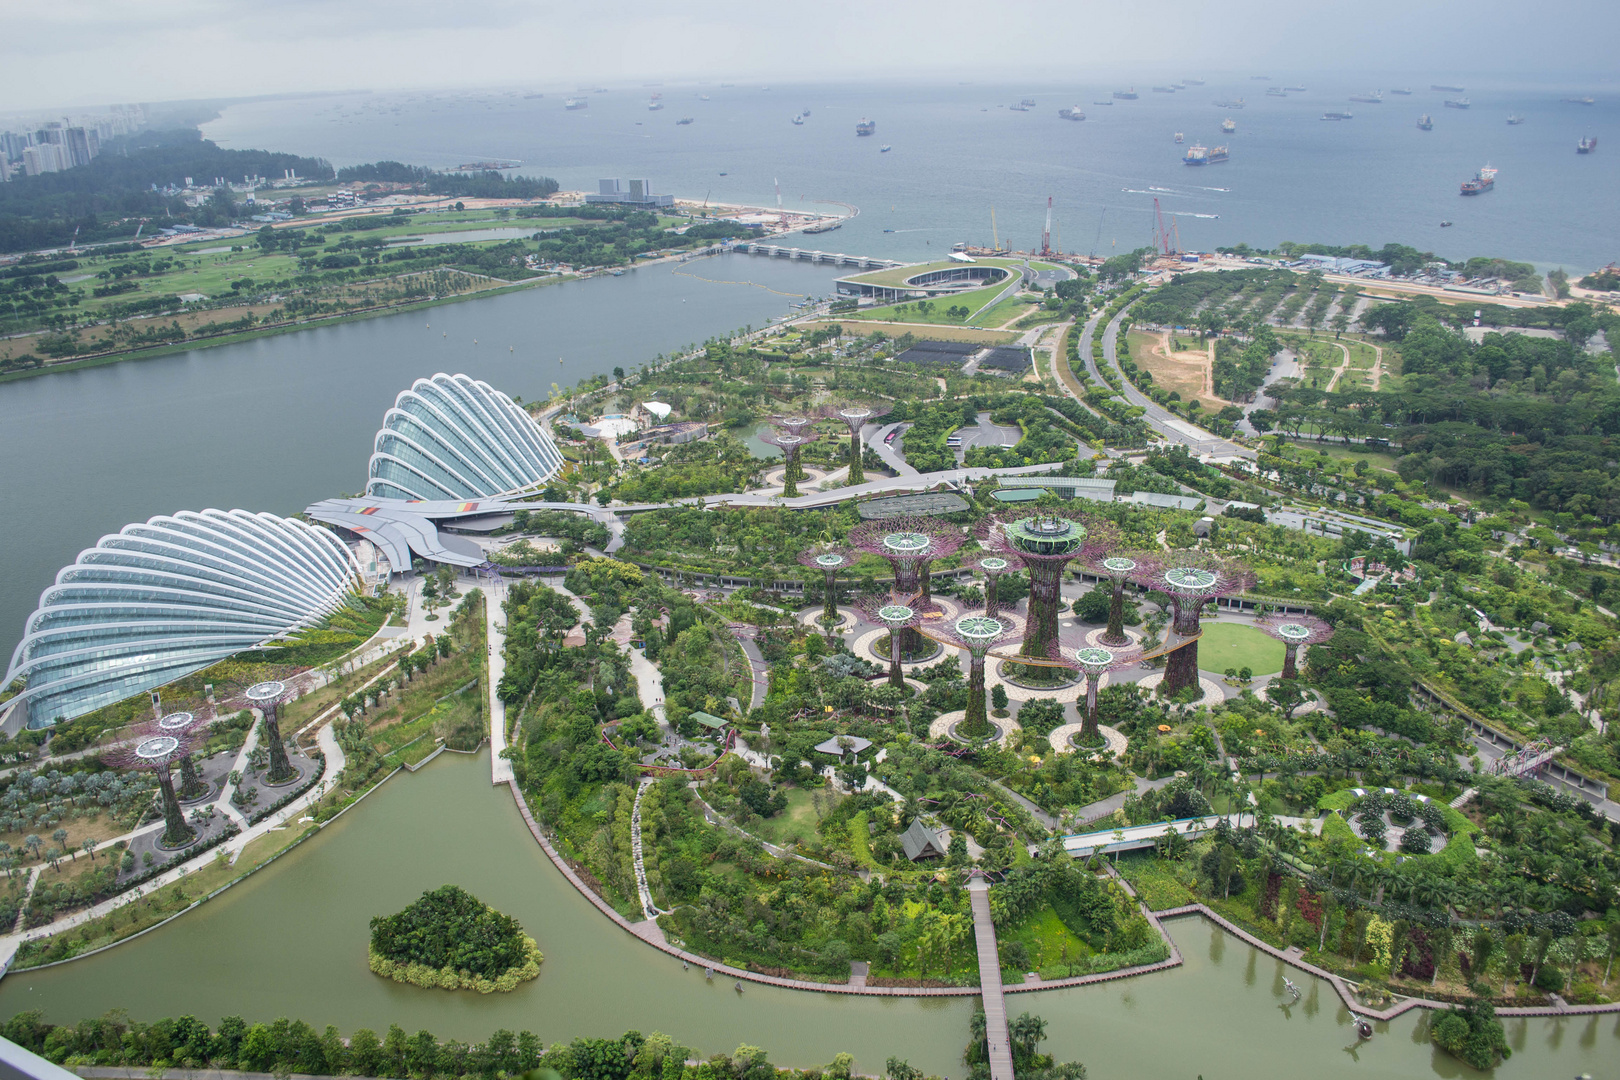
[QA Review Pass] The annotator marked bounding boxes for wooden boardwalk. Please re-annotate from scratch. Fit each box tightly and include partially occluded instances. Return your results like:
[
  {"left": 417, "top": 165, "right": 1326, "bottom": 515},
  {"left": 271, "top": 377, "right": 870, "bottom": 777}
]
[{"left": 967, "top": 876, "right": 1016, "bottom": 1080}]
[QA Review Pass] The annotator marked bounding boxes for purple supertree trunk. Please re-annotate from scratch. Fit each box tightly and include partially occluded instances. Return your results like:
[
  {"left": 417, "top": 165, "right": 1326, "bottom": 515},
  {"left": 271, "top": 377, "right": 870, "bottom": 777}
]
[
  {"left": 1084, "top": 672, "right": 1102, "bottom": 739},
  {"left": 1104, "top": 578, "right": 1130, "bottom": 646},
  {"left": 1023, "top": 560, "right": 1065, "bottom": 661},
  {"left": 960, "top": 652, "right": 990, "bottom": 737},
  {"left": 847, "top": 426, "right": 864, "bottom": 484},
  {"left": 262, "top": 702, "right": 294, "bottom": 783},
  {"left": 1282, "top": 643, "right": 1300, "bottom": 680},
  {"left": 822, "top": 570, "right": 840, "bottom": 625},
  {"left": 155, "top": 766, "right": 193, "bottom": 847},
  {"left": 178, "top": 753, "right": 207, "bottom": 800},
  {"left": 985, "top": 576, "right": 1000, "bottom": 618},
  {"left": 782, "top": 447, "right": 800, "bottom": 498},
  {"left": 1163, "top": 600, "right": 1206, "bottom": 695},
  {"left": 889, "top": 630, "right": 906, "bottom": 688}
]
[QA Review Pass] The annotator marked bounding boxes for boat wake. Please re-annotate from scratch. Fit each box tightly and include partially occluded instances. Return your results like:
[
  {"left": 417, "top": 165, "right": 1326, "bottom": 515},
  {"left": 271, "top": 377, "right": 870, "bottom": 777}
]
[{"left": 1198, "top": 186, "right": 1230, "bottom": 193}]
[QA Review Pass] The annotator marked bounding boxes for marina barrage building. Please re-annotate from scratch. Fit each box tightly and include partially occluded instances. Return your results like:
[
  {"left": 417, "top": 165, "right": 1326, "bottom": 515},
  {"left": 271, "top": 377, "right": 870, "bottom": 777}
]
[
  {"left": 307, "top": 372, "right": 565, "bottom": 574},
  {"left": 3, "top": 511, "right": 359, "bottom": 730}
]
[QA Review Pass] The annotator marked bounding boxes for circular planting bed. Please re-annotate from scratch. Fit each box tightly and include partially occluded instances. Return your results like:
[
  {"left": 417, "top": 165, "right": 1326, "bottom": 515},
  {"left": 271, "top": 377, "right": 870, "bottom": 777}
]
[
  {"left": 928, "top": 711, "right": 1021, "bottom": 749},
  {"left": 995, "top": 659, "right": 1081, "bottom": 690},
  {"left": 869, "top": 632, "right": 943, "bottom": 666}
]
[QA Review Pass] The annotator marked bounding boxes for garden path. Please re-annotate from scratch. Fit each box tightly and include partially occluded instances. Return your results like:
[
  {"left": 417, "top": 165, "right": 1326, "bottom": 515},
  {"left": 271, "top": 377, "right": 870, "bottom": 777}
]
[{"left": 967, "top": 875, "right": 1015, "bottom": 1080}]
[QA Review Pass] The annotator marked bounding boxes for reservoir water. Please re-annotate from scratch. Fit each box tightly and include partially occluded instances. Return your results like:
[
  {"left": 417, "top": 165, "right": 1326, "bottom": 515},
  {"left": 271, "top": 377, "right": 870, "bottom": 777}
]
[
  {"left": 2, "top": 750, "right": 1611, "bottom": 1078},
  {"left": 0, "top": 257, "right": 837, "bottom": 665}
]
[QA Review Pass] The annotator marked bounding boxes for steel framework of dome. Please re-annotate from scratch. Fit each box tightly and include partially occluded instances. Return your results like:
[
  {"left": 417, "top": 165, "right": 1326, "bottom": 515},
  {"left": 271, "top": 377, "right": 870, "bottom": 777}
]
[
  {"left": 365, "top": 373, "right": 564, "bottom": 501},
  {"left": 4, "top": 510, "right": 358, "bottom": 730}
]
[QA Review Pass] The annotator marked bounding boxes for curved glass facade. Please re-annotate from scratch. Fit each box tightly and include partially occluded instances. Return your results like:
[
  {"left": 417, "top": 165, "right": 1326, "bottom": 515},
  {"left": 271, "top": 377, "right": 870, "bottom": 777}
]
[
  {"left": 366, "top": 373, "right": 563, "bottom": 501},
  {"left": 4, "top": 511, "right": 357, "bottom": 729}
]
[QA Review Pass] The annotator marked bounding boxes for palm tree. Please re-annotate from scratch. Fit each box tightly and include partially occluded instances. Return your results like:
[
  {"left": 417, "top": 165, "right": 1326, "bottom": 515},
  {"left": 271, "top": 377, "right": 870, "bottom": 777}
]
[{"left": 23, "top": 835, "right": 41, "bottom": 860}]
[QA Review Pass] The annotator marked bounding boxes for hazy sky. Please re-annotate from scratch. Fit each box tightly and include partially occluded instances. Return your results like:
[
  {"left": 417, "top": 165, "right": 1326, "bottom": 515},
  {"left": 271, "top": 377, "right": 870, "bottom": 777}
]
[{"left": 3, "top": 0, "right": 1615, "bottom": 113}]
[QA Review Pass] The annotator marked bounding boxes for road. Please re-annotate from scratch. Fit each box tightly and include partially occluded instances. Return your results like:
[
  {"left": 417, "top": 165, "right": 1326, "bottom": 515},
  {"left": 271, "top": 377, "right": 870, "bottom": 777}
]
[
  {"left": 953, "top": 412, "right": 1023, "bottom": 462},
  {"left": 1091, "top": 302, "right": 1254, "bottom": 461}
]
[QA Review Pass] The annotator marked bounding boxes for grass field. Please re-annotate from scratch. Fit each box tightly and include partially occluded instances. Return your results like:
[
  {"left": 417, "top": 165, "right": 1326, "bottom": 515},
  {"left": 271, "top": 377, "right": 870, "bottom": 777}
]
[
  {"left": 839, "top": 257, "right": 1025, "bottom": 289},
  {"left": 974, "top": 295, "right": 1040, "bottom": 328},
  {"left": 796, "top": 320, "right": 1017, "bottom": 346},
  {"left": 846, "top": 283, "right": 1008, "bottom": 325},
  {"left": 751, "top": 786, "right": 826, "bottom": 847},
  {"left": 1197, "top": 620, "right": 1284, "bottom": 676}
]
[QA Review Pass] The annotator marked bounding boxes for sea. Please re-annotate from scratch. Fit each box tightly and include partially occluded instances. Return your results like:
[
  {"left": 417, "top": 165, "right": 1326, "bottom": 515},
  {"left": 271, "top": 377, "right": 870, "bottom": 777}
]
[{"left": 202, "top": 78, "right": 1619, "bottom": 272}]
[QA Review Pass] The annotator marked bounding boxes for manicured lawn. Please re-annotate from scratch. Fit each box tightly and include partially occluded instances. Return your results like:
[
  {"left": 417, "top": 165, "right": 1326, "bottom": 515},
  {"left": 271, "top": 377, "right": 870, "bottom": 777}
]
[
  {"left": 851, "top": 284, "right": 1008, "bottom": 326},
  {"left": 1116, "top": 854, "right": 1197, "bottom": 911},
  {"left": 972, "top": 295, "right": 1039, "bottom": 328},
  {"left": 998, "top": 904, "right": 1091, "bottom": 975},
  {"left": 1197, "top": 620, "right": 1285, "bottom": 676},
  {"left": 752, "top": 786, "right": 825, "bottom": 847}
]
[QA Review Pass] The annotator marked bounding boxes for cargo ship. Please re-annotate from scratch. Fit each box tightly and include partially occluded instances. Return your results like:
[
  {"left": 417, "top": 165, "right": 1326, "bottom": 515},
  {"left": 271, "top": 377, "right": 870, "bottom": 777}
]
[
  {"left": 1183, "top": 143, "right": 1210, "bottom": 165},
  {"left": 1417, "top": 114, "right": 1433, "bottom": 130},
  {"left": 564, "top": 98, "right": 587, "bottom": 110},
  {"left": 1444, "top": 97, "right": 1470, "bottom": 109},
  {"left": 1019, "top": 98, "right": 1036, "bottom": 108},
  {"left": 647, "top": 100, "right": 664, "bottom": 112},
  {"left": 791, "top": 114, "right": 804, "bottom": 125},
  {"left": 676, "top": 117, "right": 693, "bottom": 125},
  {"left": 1058, "top": 106, "right": 1086, "bottom": 120},
  {"left": 1266, "top": 87, "right": 1287, "bottom": 97},
  {"left": 1284, "top": 85, "right": 1307, "bottom": 92},
  {"left": 1461, "top": 165, "right": 1497, "bottom": 195},
  {"left": 1213, "top": 98, "right": 1246, "bottom": 109},
  {"left": 1322, "top": 111, "right": 1354, "bottom": 120},
  {"left": 1221, "top": 117, "right": 1236, "bottom": 133},
  {"left": 1578, "top": 137, "right": 1597, "bottom": 153},
  {"left": 1208, "top": 145, "right": 1229, "bottom": 163},
  {"left": 1183, "top": 78, "right": 1206, "bottom": 86},
  {"left": 1507, "top": 114, "right": 1525, "bottom": 125},
  {"left": 1432, "top": 84, "right": 1465, "bottom": 92},
  {"left": 1389, "top": 88, "right": 1413, "bottom": 95},
  {"left": 1349, "top": 91, "right": 1384, "bottom": 103},
  {"left": 855, "top": 118, "right": 876, "bottom": 136},
  {"left": 1113, "top": 88, "right": 1139, "bottom": 100},
  {"left": 803, "top": 221, "right": 841, "bottom": 235},
  {"left": 1152, "top": 86, "right": 1176, "bottom": 93},
  {"left": 1563, "top": 96, "right": 1595, "bottom": 105},
  {"left": 1174, "top": 131, "right": 1184, "bottom": 143}
]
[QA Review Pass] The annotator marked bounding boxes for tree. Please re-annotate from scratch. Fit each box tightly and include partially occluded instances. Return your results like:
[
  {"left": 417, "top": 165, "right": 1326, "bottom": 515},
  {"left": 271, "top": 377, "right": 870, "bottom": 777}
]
[
  {"left": 1470, "top": 929, "right": 1494, "bottom": 988},
  {"left": 1502, "top": 933, "right": 1527, "bottom": 995},
  {"left": 991, "top": 684, "right": 1009, "bottom": 712}
]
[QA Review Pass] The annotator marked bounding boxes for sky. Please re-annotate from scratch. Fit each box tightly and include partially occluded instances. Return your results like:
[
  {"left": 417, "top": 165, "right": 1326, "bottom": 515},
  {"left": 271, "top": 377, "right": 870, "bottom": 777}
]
[{"left": 2, "top": 0, "right": 1616, "bottom": 113}]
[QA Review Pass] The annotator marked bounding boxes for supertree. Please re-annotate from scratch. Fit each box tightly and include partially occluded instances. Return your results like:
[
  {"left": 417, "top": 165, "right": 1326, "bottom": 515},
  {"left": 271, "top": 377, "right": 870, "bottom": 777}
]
[
  {"left": 857, "top": 593, "right": 927, "bottom": 689},
  {"left": 1128, "top": 552, "right": 1256, "bottom": 696},
  {"left": 798, "top": 546, "right": 855, "bottom": 628},
  {"left": 922, "top": 613, "right": 1023, "bottom": 739},
  {"left": 828, "top": 402, "right": 891, "bottom": 485},
  {"left": 975, "top": 555, "right": 1020, "bottom": 619},
  {"left": 775, "top": 415, "right": 817, "bottom": 482},
  {"left": 156, "top": 711, "right": 211, "bottom": 800},
  {"left": 1069, "top": 645, "right": 1142, "bottom": 745},
  {"left": 848, "top": 518, "right": 965, "bottom": 657},
  {"left": 1078, "top": 551, "right": 1153, "bottom": 646},
  {"left": 979, "top": 514, "right": 1111, "bottom": 670},
  {"left": 109, "top": 725, "right": 205, "bottom": 847},
  {"left": 1258, "top": 614, "right": 1334, "bottom": 680},
  {"left": 242, "top": 680, "right": 297, "bottom": 784},
  {"left": 761, "top": 425, "right": 819, "bottom": 498}
]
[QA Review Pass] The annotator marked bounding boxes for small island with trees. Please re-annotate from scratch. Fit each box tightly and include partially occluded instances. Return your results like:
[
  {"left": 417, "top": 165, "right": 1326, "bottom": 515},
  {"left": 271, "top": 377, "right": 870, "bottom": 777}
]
[{"left": 368, "top": 885, "right": 542, "bottom": 993}]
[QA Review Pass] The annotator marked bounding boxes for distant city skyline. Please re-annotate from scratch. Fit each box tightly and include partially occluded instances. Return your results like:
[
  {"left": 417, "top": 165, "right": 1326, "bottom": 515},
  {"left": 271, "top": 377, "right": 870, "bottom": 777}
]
[{"left": 2, "top": 0, "right": 1616, "bottom": 113}]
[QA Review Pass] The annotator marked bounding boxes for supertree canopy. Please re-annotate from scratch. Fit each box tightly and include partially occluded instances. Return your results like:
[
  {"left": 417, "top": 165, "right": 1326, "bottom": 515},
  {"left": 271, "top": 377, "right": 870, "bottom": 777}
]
[
  {"left": 109, "top": 724, "right": 204, "bottom": 847},
  {"left": 798, "top": 546, "right": 855, "bottom": 628},
  {"left": 921, "top": 613, "right": 1022, "bottom": 739},
  {"left": 242, "top": 680, "right": 297, "bottom": 784},
  {"left": 857, "top": 593, "right": 926, "bottom": 689},
  {"left": 1078, "top": 550, "right": 1154, "bottom": 646},
  {"left": 762, "top": 424, "right": 819, "bottom": 498},
  {"left": 156, "top": 711, "right": 210, "bottom": 800},
  {"left": 849, "top": 518, "right": 964, "bottom": 653},
  {"left": 1069, "top": 645, "right": 1142, "bottom": 743},
  {"left": 979, "top": 515, "right": 1109, "bottom": 668},
  {"left": 1258, "top": 614, "right": 1334, "bottom": 680},
  {"left": 776, "top": 416, "right": 817, "bottom": 482},
  {"left": 828, "top": 402, "right": 891, "bottom": 485},
  {"left": 974, "top": 555, "right": 1020, "bottom": 619},
  {"left": 1128, "top": 552, "right": 1255, "bottom": 696}
]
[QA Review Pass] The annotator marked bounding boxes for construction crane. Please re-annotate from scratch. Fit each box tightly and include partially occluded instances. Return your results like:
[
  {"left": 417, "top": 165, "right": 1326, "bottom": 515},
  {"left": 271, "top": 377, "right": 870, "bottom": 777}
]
[
  {"left": 990, "top": 205, "right": 1000, "bottom": 253},
  {"left": 1152, "top": 197, "right": 1175, "bottom": 257},
  {"left": 1090, "top": 208, "right": 1106, "bottom": 260},
  {"left": 774, "top": 178, "right": 786, "bottom": 229},
  {"left": 1040, "top": 196, "right": 1053, "bottom": 257}
]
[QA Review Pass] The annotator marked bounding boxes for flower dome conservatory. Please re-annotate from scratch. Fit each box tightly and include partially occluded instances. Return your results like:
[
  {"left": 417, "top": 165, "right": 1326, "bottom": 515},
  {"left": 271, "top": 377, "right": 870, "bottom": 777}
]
[
  {"left": 366, "top": 373, "right": 564, "bottom": 501},
  {"left": 4, "top": 510, "right": 358, "bottom": 730}
]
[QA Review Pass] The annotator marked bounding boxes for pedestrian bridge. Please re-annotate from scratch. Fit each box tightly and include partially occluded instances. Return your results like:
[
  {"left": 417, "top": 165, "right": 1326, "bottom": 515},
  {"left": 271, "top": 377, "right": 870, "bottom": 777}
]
[
  {"left": 1060, "top": 816, "right": 1222, "bottom": 858},
  {"left": 729, "top": 242, "right": 900, "bottom": 269}
]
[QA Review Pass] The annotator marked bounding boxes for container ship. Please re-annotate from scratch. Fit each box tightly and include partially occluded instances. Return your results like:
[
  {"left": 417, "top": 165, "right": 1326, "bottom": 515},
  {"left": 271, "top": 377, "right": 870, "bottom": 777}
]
[
  {"left": 1390, "top": 88, "right": 1413, "bottom": 95},
  {"left": 1213, "top": 98, "right": 1246, "bottom": 109},
  {"left": 1578, "top": 137, "right": 1598, "bottom": 153},
  {"left": 1019, "top": 98, "right": 1036, "bottom": 108},
  {"left": 855, "top": 118, "right": 876, "bottom": 136},
  {"left": 1284, "top": 85, "right": 1307, "bottom": 92},
  {"left": 1266, "top": 87, "right": 1287, "bottom": 97},
  {"left": 676, "top": 117, "right": 693, "bottom": 125},
  {"left": 1563, "top": 96, "right": 1595, "bottom": 105},
  {"left": 1432, "top": 84, "right": 1466, "bottom": 92},
  {"left": 1184, "top": 143, "right": 1210, "bottom": 164},
  {"left": 1009, "top": 101, "right": 1031, "bottom": 112},
  {"left": 1152, "top": 86, "right": 1176, "bottom": 93},
  {"left": 1417, "top": 114, "right": 1433, "bottom": 130},
  {"left": 1349, "top": 91, "right": 1384, "bottom": 103},
  {"left": 1444, "top": 97, "right": 1470, "bottom": 109},
  {"left": 1058, "top": 106, "right": 1086, "bottom": 120},
  {"left": 1461, "top": 165, "right": 1497, "bottom": 195},
  {"left": 1113, "top": 88, "right": 1139, "bottom": 100},
  {"left": 1322, "top": 111, "right": 1354, "bottom": 121},
  {"left": 564, "top": 98, "right": 587, "bottom": 110},
  {"left": 1208, "top": 145, "right": 1229, "bottom": 163}
]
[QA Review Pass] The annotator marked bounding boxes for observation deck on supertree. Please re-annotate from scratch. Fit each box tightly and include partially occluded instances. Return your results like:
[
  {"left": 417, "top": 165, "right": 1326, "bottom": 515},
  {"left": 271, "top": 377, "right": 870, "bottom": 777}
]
[
  {"left": 1068, "top": 645, "right": 1142, "bottom": 743},
  {"left": 775, "top": 416, "right": 817, "bottom": 480},
  {"left": 827, "top": 402, "right": 891, "bottom": 485},
  {"left": 1258, "top": 614, "right": 1334, "bottom": 679},
  {"left": 857, "top": 593, "right": 928, "bottom": 689},
  {"left": 848, "top": 518, "right": 965, "bottom": 657},
  {"left": 979, "top": 514, "right": 1111, "bottom": 668},
  {"left": 761, "top": 425, "right": 819, "bottom": 498},
  {"left": 108, "top": 724, "right": 205, "bottom": 848},
  {"left": 1077, "top": 550, "right": 1154, "bottom": 647},
  {"left": 919, "top": 612, "right": 1022, "bottom": 740},
  {"left": 241, "top": 680, "right": 297, "bottom": 784},
  {"left": 1127, "top": 552, "right": 1255, "bottom": 695},
  {"left": 798, "top": 546, "right": 855, "bottom": 629},
  {"left": 155, "top": 711, "right": 211, "bottom": 800}
]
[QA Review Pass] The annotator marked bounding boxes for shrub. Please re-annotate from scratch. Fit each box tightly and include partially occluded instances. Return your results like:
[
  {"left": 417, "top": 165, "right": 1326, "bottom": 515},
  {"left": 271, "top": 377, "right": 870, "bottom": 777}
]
[
  {"left": 1429, "top": 1000, "right": 1509, "bottom": 1070},
  {"left": 368, "top": 885, "right": 543, "bottom": 992},
  {"left": 1398, "top": 827, "right": 1432, "bottom": 855}
]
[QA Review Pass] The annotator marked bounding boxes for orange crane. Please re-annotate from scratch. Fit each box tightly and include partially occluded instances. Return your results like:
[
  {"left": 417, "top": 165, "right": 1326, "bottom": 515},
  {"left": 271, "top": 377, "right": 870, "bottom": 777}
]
[{"left": 1040, "top": 196, "right": 1053, "bottom": 256}]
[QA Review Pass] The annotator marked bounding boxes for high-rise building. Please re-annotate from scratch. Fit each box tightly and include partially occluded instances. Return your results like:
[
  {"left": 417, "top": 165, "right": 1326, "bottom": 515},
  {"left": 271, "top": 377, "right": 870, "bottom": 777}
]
[{"left": 64, "top": 127, "right": 96, "bottom": 168}]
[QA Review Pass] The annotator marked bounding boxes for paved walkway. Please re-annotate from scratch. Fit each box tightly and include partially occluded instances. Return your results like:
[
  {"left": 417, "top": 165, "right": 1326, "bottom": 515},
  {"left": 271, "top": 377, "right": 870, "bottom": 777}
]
[
  {"left": 967, "top": 876, "right": 1015, "bottom": 1080},
  {"left": 482, "top": 573, "right": 513, "bottom": 784}
]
